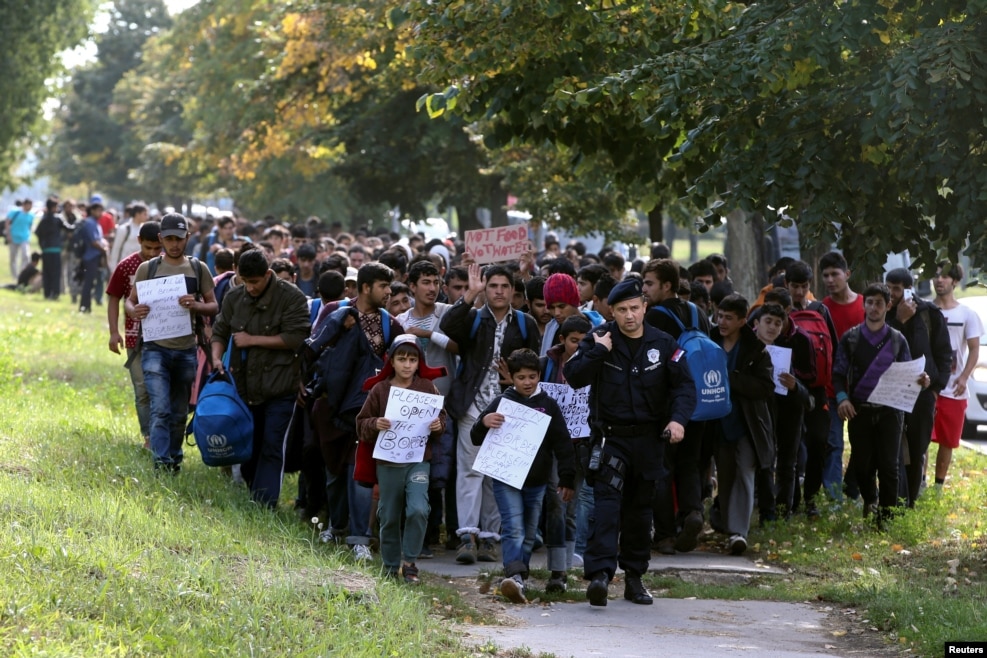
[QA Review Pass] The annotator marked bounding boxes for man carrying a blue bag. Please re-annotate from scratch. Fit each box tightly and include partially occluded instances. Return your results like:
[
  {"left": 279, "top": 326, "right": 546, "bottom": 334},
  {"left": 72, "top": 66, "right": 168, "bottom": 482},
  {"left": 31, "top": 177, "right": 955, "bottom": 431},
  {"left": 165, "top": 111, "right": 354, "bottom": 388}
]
[{"left": 211, "top": 249, "right": 310, "bottom": 507}]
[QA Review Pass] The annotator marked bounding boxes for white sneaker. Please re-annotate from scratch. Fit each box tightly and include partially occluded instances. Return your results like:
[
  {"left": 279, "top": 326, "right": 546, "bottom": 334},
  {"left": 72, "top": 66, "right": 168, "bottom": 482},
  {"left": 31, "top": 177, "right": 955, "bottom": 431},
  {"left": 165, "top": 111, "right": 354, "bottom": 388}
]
[
  {"left": 572, "top": 553, "right": 584, "bottom": 568},
  {"left": 353, "top": 544, "right": 373, "bottom": 561}
]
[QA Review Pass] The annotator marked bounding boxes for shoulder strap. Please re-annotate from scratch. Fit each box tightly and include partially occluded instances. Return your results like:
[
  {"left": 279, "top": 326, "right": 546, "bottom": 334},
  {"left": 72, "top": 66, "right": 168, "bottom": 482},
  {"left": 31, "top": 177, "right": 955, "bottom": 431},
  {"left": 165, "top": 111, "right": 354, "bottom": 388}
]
[
  {"left": 518, "top": 313, "right": 528, "bottom": 341},
  {"left": 655, "top": 305, "right": 687, "bottom": 332},
  {"left": 147, "top": 255, "right": 162, "bottom": 279},
  {"left": 469, "top": 310, "right": 482, "bottom": 340},
  {"left": 687, "top": 301, "right": 700, "bottom": 329},
  {"left": 382, "top": 308, "right": 391, "bottom": 345},
  {"left": 189, "top": 257, "right": 203, "bottom": 294},
  {"left": 310, "top": 299, "right": 323, "bottom": 325},
  {"left": 339, "top": 298, "right": 350, "bottom": 308}
]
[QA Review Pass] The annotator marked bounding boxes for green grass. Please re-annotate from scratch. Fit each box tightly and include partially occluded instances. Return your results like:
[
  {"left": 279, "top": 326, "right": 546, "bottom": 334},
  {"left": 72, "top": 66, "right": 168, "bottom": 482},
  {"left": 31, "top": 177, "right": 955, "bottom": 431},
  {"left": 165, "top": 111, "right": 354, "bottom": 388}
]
[
  {"left": 0, "top": 293, "right": 464, "bottom": 657},
  {"left": 642, "top": 462, "right": 987, "bottom": 656}
]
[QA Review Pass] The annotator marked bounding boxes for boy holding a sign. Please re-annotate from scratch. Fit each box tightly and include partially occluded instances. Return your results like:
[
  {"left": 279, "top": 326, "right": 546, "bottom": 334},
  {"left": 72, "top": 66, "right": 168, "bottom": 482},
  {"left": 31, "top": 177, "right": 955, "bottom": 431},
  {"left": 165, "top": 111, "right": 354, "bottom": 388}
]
[
  {"left": 471, "top": 349, "right": 575, "bottom": 604},
  {"left": 356, "top": 335, "right": 447, "bottom": 583}
]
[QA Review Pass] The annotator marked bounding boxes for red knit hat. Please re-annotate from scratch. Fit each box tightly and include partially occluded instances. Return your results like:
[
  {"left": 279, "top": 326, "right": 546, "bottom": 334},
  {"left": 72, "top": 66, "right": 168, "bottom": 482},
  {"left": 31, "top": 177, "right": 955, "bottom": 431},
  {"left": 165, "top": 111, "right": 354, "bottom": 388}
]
[{"left": 543, "top": 273, "right": 580, "bottom": 307}]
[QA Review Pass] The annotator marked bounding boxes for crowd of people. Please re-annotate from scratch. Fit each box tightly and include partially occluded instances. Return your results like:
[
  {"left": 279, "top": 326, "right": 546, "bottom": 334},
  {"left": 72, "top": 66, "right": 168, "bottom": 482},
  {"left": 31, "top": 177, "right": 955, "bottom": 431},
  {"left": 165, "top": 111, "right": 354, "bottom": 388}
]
[{"left": 4, "top": 197, "right": 981, "bottom": 607}]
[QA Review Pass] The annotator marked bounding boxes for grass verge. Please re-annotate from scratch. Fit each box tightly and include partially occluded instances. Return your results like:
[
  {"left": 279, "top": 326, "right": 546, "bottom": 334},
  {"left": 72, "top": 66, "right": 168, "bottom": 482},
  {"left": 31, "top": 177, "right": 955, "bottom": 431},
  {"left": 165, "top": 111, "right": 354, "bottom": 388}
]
[{"left": 0, "top": 292, "right": 463, "bottom": 656}]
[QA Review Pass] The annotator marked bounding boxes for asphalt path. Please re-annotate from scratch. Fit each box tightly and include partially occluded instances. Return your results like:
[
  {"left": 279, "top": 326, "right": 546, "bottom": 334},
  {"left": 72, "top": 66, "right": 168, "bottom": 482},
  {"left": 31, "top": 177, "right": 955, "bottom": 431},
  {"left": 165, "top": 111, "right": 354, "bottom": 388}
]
[{"left": 418, "top": 548, "right": 887, "bottom": 657}]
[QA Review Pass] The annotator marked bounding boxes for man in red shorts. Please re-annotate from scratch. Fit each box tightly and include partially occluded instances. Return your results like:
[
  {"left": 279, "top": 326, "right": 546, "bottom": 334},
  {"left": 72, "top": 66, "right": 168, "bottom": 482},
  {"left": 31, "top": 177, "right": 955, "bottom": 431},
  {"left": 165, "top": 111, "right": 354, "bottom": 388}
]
[{"left": 931, "top": 263, "right": 983, "bottom": 485}]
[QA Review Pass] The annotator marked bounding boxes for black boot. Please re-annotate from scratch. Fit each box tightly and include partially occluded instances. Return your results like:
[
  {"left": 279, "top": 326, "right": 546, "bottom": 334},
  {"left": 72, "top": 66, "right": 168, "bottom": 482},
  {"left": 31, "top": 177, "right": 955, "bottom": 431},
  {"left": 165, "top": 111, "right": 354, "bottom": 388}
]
[
  {"left": 623, "top": 572, "right": 653, "bottom": 605},
  {"left": 586, "top": 571, "right": 610, "bottom": 607}
]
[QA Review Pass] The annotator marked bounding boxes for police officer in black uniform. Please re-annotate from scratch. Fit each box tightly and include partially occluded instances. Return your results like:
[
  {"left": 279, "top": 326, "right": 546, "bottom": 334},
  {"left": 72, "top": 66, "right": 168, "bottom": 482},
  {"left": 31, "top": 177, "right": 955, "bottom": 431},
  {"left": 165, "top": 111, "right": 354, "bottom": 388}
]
[{"left": 565, "top": 277, "right": 696, "bottom": 606}]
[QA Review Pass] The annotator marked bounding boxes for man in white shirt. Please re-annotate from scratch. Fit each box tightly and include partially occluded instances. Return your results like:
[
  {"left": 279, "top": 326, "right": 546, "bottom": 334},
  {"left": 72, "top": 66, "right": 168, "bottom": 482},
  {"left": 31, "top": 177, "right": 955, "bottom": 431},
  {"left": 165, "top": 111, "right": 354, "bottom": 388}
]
[{"left": 931, "top": 263, "right": 983, "bottom": 485}]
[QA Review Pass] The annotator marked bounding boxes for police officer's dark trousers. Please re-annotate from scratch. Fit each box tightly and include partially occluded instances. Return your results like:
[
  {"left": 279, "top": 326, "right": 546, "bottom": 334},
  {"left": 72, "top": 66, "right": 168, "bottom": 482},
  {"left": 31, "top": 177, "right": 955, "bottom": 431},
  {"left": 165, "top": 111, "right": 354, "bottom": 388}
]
[{"left": 583, "top": 435, "right": 658, "bottom": 580}]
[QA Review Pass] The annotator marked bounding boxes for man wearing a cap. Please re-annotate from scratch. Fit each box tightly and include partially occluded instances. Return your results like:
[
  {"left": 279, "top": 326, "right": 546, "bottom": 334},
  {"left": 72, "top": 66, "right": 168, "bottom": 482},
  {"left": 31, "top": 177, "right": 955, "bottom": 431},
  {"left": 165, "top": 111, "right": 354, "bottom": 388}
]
[
  {"left": 126, "top": 213, "right": 217, "bottom": 472},
  {"left": 564, "top": 276, "right": 696, "bottom": 607},
  {"left": 106, "top": 222, "right": 163, "bottom": 449}
]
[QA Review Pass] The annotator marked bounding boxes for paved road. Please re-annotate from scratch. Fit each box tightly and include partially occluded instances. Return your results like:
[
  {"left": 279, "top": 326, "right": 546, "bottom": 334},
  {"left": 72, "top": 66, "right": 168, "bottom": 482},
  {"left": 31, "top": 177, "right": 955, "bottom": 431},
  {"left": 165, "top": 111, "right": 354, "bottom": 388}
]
[{"left": 419, "top": 548, "right": 881, "bottom": 657}]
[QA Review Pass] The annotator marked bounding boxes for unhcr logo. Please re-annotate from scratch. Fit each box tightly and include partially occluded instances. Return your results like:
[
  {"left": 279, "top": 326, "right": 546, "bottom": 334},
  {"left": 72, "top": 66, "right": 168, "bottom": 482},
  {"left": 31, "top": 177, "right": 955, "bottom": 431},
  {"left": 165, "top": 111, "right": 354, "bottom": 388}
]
[
  {"left": 702, "top": 369, "right": 726, "bottom": 395},
  {"left": 207, "top": 434, "right": 229, "bottom": 448}
]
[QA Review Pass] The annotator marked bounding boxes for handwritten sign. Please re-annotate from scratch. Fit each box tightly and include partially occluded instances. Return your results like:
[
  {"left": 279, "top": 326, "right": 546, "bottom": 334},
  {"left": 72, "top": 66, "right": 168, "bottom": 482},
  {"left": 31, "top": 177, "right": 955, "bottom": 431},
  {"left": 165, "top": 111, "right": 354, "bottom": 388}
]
[
  {"left": 867, "top": 355, "right": 926, "bottom": 413},
  {"left": 464, "top": 223, "right": 530, "bottom": 265},
  {"left": 541, "top": 383, "right": 591, "bottom": 439},
  {"left": 373, "top": 387, "right": 444, "bottom": 463},
  {"left": 136, "top": 275, "right": 191, "bottom": 342},
  {"left": 765, "top": 345, "right": 793, "bottom": 396},
  {"left": 472, "top": 397, "right": 550, "bottom": 488}
]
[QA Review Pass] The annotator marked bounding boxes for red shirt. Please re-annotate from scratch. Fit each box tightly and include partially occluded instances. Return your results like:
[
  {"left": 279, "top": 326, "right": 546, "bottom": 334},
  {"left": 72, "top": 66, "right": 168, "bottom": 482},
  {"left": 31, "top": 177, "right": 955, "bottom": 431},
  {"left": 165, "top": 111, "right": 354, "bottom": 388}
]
[
  {"left": 99, "top": 211, "right": 116, "bottom": 238},
  {"left": 822, "top": 294, "right": 865, "bottom": 339},
  {"left": 105, "top": 251, "right": 144, "bottom": 349}
]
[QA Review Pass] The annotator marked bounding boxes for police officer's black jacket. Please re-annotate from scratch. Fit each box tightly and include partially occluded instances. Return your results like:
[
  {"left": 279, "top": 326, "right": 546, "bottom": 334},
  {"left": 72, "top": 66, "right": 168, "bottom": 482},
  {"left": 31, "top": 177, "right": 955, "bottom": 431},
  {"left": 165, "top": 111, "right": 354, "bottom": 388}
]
[
  {"left": 563, "top": 321, "right": 696, "bottom": 429},
  {"left": 885, "top": 298, "right": 952, "bottom": 393},
  {"left": 439, "top": 299, "right": 540, "bottom": 419},
  {"left": 470, "top": 386, "right": 576, "bottom": 489}
]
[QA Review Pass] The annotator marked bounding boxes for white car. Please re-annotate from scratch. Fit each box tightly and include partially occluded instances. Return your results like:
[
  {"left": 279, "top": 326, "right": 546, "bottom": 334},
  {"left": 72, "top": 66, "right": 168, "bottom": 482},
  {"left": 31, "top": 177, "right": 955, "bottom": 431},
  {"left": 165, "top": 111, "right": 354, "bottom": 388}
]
[{"left": 959, "top": 297, "right": 987, "bottom": 438}]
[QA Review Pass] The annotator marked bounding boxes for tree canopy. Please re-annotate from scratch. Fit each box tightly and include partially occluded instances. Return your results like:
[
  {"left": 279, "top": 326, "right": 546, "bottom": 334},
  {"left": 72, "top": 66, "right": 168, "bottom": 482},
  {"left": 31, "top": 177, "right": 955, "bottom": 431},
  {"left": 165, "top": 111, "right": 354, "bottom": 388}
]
[
  {"left": 0, "top": 0, "right": 94, "bottom": 189},
  {"left": 411, "top": 0, "right": 987, "bottom": 277}
]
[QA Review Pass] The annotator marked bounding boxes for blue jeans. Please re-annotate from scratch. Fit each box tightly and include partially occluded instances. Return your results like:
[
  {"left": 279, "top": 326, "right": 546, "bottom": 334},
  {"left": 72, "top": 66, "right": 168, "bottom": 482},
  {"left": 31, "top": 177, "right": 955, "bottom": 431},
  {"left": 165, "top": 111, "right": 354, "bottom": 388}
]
[
  {"left": 126, "top": 347, "right": 151, "bottom": 439},
  {"left": 823, "top": 400, "right": 845, "bottom": 498},
  {"left": 346, "top": 461, "right": 373, "bottom": 546},
  {"left": 492, "top": 480, "right": 545, "bottom": 578},
  {"left": 141, "top": 344, "right": 197, "bottom": 467},
  {"left": 241, "top": 395, "right": 295, "bottom": 508},
  {"left": 574, "top": 475, "right": 595, "bottom": 557},
  {"left": 79, "top": 256, "right": 101, "bottom": 312}
]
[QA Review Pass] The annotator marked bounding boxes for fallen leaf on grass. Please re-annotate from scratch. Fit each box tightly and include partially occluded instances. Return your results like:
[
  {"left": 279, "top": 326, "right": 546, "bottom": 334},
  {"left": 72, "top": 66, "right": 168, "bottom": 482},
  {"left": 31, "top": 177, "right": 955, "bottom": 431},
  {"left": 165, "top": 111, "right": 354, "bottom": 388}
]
[
  {"left": 851, "top": 552, "right": 863, "bottom": 560},
  {"left": 891, "top": 544, "right": 903, "bottom": 552},
  {"left": 831, "top": 630, "right": 847, "bottom": 637}
]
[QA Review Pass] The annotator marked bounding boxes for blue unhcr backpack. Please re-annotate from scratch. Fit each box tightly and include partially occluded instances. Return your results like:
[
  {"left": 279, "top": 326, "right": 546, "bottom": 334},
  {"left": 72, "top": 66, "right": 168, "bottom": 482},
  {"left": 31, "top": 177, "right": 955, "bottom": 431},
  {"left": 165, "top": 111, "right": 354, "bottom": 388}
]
[
  {"left": 656, "top": 303, "right": 732, "bottom": 421},
  {"left": 191, "top": 338, "right": 254, "bottom": 466}
]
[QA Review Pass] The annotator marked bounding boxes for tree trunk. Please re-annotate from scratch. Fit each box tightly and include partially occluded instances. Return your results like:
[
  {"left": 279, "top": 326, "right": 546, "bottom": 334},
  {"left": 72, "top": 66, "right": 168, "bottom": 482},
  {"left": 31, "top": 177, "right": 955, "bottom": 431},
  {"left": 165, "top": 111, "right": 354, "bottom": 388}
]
[
  {"left": 648, "top": 205, "right": 663, "bottom": 243},
  {"left": 665, "top": 216, "right": 677, "bottom": 256},
  {"left": 798, "top": 232, "right": 831, "bottom": 302},
  {"left": 724, "top": 209, "right": 766, "bottom": 300}
]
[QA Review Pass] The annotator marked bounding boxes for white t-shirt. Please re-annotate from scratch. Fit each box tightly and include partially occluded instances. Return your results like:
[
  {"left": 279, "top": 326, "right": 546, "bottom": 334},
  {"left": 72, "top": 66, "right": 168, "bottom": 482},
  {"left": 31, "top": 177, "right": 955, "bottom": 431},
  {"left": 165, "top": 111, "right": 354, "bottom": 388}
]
[{"left": 939, "top": 303, "right": 984, "bottom": 400}]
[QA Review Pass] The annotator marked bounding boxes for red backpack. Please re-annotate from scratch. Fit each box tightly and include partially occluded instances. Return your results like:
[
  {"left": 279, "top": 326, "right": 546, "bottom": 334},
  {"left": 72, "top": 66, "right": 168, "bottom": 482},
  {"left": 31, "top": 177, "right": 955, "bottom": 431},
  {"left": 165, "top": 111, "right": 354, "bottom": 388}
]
[{"left": 788, "top": 308, "right": 833, "bottom": 389}]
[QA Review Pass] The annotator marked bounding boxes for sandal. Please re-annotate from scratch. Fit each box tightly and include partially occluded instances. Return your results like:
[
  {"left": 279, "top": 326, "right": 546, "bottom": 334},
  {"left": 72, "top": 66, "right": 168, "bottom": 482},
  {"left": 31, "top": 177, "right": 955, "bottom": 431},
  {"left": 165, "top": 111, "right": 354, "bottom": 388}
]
[{"left": 402, "top": 563, "right": 419, "bottom": 584}]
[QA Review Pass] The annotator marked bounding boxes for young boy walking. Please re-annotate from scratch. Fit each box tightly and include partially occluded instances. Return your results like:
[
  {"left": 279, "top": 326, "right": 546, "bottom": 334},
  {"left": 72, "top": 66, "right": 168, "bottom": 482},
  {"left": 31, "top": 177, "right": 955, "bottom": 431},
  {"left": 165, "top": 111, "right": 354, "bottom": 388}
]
[
  {"left": 472, "top": 348, "right": 576, "bottom": 604},
  {"left": 356, "top": 335, "right": 447, "bottom": 583}
]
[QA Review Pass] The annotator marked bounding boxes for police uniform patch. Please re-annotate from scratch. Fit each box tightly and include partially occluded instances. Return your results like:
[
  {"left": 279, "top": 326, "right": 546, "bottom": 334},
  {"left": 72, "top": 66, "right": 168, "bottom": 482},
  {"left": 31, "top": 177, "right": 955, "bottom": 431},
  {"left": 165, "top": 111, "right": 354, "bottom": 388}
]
[
  {"left": 671, "top": 348, "right": 684, "bottom": 362},
  {"left": 647, "top": 348, "right": 660, "bottom": 364}
]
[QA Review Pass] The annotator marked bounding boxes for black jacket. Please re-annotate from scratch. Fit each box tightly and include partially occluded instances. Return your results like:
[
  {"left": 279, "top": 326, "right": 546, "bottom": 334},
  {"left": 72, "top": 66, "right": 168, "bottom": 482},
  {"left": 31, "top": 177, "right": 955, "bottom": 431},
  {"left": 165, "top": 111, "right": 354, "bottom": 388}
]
[
  {"left": 439, "top": 300, "right": 540, "bottom": 418},
  {"left": 646, "top": 299, "right": 712, "bottom": 339},
  {"left": 886, "top": 298, "right": 952, "bottom": 393},
  {"left": 34, "top": 211, "right": 65, "bottom": 250},
  {"left": 306, "top": 305, "right": 402, "bottom": 430},
  {"left": 564, "top": 321, "right": 696, "bottom": 428},
  {"left": 711, "top": 324, "right": 776, "bottom": 469},
  {"left": 471, "top": 386, "right": 576, "bottom": 489}
]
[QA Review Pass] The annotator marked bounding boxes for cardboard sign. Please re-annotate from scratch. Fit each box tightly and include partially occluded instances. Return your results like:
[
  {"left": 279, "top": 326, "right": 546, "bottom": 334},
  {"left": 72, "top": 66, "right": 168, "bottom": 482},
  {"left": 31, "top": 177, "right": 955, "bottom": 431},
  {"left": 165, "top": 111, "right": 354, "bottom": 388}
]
[
  {"left": 540, "top": 383, "right": 591, "bottom": 439},
  {"left": 464, "top": 223, "right": 530, "bottom": 265},
  {"left": 135, "top": 275, "right": 191, "bottom": 342},
  {"left": 867, "top": 355, "right": 926, "bottom": 413},
  {"left": 472, "top": 397, "right": 550, "bottom": 488},
  {"left": 373, "top": 387, "right": 444, "bottom": 463}
]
